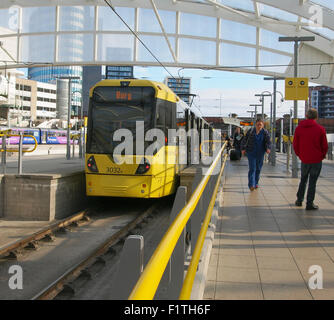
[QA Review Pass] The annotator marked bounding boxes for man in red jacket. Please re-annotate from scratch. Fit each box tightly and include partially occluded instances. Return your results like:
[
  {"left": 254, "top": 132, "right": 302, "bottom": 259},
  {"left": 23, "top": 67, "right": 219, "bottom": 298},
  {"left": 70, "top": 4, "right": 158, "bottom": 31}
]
[{"left": 293, "top": 108, "right": 328, "bottom": 210}]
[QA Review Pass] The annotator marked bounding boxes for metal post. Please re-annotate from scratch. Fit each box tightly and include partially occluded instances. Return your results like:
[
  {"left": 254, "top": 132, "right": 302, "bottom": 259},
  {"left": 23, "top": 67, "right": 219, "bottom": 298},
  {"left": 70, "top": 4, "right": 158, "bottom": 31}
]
[
  {"left": 79, "top": 93, "right": 83, "bottom": 159},
  {"left": 278, "top": 36, "right": 315, "bottom": 177},
  {"left": 261, "top": 97, "right": 264, "bottom": 119},
  {"left": 18, "top": 132, "right": 23, "bottom": 175},
  {"left": 280, "top": 118, "right": 284, "bottom": 153},
  {"left": 272, "top": 79, "right": 277, "bottom": 166},
  {"left": 292, "top": 40, "right": 299, "bottom": 178},
  {"left": 67, "top": 80, "right": 71, "bottom": 160},
  {"left": 72, "top": 137, "right": 75, "bottom": 158},
  {"left": 1, "top": 134, "right": 6, "bottom": 174}
]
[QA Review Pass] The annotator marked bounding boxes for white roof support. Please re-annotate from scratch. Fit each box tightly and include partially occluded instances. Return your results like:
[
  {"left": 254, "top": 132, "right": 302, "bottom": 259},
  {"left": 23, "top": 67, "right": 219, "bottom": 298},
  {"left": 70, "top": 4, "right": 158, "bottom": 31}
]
[
  {"left": 253, "top": 1, "right": 261, "bottom": 20},
  {"left": 0, "top": 0, "right": 333, "bottom": 88},
  {"left": 149, "top": 0, "right": 177, "bottom": 63}
]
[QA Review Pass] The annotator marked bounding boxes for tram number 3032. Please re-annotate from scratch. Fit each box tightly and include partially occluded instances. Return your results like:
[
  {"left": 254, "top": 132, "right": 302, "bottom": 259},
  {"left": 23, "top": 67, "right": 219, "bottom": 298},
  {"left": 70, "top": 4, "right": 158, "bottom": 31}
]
[{"left": 106, "top": 167, "right": 122, "bottom": 174}]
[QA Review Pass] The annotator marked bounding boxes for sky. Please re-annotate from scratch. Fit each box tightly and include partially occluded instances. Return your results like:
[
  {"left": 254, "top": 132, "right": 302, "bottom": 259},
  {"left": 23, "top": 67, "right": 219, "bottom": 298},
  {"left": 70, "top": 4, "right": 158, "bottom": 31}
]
[{"left": 133, "top": 66, "right": 308, "bottom": 119}]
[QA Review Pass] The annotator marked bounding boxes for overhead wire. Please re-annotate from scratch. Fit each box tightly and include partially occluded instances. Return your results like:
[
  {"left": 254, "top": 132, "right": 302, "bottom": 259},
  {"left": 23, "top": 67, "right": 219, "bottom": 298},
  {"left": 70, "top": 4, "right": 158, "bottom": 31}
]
[{"left": 103, "top": 0, "right": 177, "bottom": 81}]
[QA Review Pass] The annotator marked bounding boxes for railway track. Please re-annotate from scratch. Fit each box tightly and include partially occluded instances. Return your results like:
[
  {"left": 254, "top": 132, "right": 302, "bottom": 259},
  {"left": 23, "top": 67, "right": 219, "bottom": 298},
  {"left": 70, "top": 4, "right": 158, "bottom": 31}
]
[
  {"left": 32, "top": 203, "right": 159, "bottom": 300},
  {"left": 0, "top": 210, "right": 91, "bottom": 260},
  {"left": 0, "top": 198, "right": 167, "bottom": 300}
]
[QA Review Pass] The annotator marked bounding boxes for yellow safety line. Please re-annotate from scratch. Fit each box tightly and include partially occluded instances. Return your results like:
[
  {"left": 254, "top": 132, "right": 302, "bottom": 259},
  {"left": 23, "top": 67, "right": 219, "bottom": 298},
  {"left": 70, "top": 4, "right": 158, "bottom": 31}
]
[
  {"left": 179, "top": 153, "right": 228, "bottom": 300},
  {"left": 129, "top": 142, "right": 227, "bottom": 300},
  {"left": 0, "top": 134, "right": 38, "bottom": 153}
]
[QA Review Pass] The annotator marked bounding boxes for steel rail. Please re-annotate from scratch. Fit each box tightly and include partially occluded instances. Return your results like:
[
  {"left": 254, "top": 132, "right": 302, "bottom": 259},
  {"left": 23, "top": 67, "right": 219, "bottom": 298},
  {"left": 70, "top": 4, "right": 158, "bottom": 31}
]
[
  {"left": 129, "top": 142, "right": 227, "bottom": 300},
  {"left": 32, "top": 203, "right": 159, "bottom": 300},
  {"left": 0, "top": 210, "right": 90, "bottom": 258},
  {"left": 179, "top": 153, "right": 228, "bottom": 299}
]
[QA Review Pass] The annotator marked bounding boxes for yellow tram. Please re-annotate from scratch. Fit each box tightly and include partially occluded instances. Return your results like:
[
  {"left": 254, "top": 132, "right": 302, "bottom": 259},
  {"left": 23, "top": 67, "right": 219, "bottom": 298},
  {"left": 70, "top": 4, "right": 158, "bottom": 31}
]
[{"left": 85, "top": 79, "right": 213, "bottom": 198}]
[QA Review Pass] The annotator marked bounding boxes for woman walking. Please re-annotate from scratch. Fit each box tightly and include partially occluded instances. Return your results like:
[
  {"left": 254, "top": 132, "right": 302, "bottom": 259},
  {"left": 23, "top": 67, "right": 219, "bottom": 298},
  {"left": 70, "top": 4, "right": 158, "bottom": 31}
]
[{"left": 241, "top": 119, "right": 271, "bottom": 191}]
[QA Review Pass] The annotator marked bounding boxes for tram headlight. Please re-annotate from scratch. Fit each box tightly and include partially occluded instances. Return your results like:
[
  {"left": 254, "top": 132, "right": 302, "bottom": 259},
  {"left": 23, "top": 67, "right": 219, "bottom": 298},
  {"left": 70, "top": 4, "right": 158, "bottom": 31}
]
[
  {"left": 135, "top": 158, "right": 150, "bottom": 174},
  {"left": 87, "top": 156, "right": 99, "bottom": 173}
]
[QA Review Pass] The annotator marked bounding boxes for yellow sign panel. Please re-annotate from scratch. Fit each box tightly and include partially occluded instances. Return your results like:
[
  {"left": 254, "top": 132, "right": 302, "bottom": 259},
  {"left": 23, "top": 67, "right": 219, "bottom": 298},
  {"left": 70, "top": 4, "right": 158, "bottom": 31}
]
[{"left": 285, "top": 77, "right": 309, "bottom": 100}]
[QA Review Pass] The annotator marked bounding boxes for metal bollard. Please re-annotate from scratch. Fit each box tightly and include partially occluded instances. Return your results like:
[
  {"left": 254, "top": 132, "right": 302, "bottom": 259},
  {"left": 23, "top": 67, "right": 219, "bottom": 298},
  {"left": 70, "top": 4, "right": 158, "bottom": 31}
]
[
  {"left": 72, "top": 139, "right": 75, "bottom": 159},
  {"left": 79, "top": 131, "right": 83, "bottom": 159},
  {"left": 18, "top": 132, "right": 23, "bottom": 175},
  {"left": 109, "top": 235, "right": 144, "bottom": 299}
]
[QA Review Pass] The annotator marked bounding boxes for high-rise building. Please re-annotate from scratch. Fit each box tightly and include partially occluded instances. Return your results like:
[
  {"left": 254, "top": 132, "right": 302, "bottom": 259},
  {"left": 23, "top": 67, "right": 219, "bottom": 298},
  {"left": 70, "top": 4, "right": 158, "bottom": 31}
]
[
  {"left": 164, "top": 77, "right": 191, "bottom": 105},
  {"left": 27, "top": 6, "right": 91, "bottom": 118},
  {"left": 105, "top": 66, "right": 134, "bottom": 79},
  {"left": 307, "top": 86, "right": 334, "bottom": 118},
  {"left": 82, "top": 66, "right": 102, "bottom": 116}
]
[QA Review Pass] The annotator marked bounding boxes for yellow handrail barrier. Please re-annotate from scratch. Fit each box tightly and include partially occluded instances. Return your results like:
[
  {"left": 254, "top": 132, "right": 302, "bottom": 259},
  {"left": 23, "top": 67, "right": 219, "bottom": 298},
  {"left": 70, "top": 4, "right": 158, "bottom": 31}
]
[
  {"left": 129, "top": 141, "right": 227, "bottom": 300},
  {"left": 179, "top": 153, "right": 228, "bottom": 299},
  {"left": 0, "top": 134, "right": 38, "bottom": 153}
]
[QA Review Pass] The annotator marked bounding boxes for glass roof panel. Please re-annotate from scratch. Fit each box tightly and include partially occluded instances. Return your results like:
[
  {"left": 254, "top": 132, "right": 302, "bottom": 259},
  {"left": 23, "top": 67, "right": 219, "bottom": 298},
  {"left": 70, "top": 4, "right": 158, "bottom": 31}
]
[
  {"left": 59, "top": 6, "right": 94, "bottom": 31},
  {"left": 221, "top": 43, "right": 256, "bottom": 67},
  {"left": 137, "top": 36, "right": 175, "bottom": 63},
  {"left": 0, "top": 8, "right": 19, "bottom": 33},
  {"left": 310, "top": 0, "right": 334, "bottom": 12},
  {"left": 221, "top": 19, "right": 256, "bottom": 44},
  {"left": 260, "top": 29, "right": 294, "bottom": 54},
  {"left": 218, "top": 0, "right": 254, "bottom": 12},
  {"left": 21, "top": 35, "right": 55, "bottom": 63},
  {"left": 301, "top": 18, "right": 334, "bottom": 40},
  {"left": 259, "top": 50, "right": 291, "bottom": 73},
  {"left": 259, "top": 4, "right": 299, "bottom": 22},
  {"left": 97, "top": 34, "right": 134, "bottom": 61},
  {"left": 22, "top": 7, "right": 55, "bottom": 33},
  {"left": 98, "top": 6, "right": 134, "bottom": 31},
  {"left": 58, "top": 34, "right": 94, "bottom": 62},
  {"left": 138, "top": 9, "right": 176, "bottom": 34},
  {"left": 180, "top": 12, "right": 216, "bottom": 38},
  {"left": 179, "top": 38, "right": 216, "bottom": 65}
]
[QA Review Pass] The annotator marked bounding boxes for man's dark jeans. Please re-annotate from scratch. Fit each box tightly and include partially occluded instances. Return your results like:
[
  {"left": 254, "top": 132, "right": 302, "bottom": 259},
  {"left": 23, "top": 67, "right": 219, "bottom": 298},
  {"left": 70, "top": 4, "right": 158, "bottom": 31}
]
[{"left": 296, "top": 162, "right": 322, "bottom": 205}]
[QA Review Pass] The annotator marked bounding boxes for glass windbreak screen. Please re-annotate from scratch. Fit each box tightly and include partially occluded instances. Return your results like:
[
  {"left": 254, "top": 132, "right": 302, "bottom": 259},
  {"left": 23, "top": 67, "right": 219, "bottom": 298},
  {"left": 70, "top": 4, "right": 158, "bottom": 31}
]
[{"left": 87, "top": 86, "right": 155, "bottom": 154}]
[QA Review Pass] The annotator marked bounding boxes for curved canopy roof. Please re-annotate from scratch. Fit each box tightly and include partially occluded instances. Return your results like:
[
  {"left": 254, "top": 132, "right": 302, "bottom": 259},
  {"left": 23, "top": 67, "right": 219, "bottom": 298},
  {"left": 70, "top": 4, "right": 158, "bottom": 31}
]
[{"left": 0, "top": 0, "right": 333, "bottom": 87}]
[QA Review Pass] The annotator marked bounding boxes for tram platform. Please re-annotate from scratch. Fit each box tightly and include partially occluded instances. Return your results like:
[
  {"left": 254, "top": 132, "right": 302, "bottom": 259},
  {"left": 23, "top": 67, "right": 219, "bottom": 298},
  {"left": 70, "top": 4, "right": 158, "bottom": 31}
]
[
  {"left": 0, "top": 149, "right": 85, "bottom": 221},
  {"left": 204, "top": 156, "right": 334, "bottom": 300}
]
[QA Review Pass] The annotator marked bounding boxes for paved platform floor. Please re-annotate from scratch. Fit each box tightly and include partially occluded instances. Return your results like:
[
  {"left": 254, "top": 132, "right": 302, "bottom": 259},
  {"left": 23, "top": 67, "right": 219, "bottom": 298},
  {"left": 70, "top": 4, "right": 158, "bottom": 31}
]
[
  {"left": 204, "top": 157, "right": 334, "bottom": 300},
  {"left": 1, "top": 151, "right": 84, "bottom": 175}
]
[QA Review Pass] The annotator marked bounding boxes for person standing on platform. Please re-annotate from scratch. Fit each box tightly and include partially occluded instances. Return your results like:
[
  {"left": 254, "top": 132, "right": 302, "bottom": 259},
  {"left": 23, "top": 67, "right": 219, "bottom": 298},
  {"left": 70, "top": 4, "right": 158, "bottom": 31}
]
[
  {"left": 241, "top": 119, "right": 271, "bottom": 191},
  {"left": 293, "top": 108, "right": 328, "bottom": 210},
  {"left": 232, "top": 127, "right": 244, "bottom": 159}
]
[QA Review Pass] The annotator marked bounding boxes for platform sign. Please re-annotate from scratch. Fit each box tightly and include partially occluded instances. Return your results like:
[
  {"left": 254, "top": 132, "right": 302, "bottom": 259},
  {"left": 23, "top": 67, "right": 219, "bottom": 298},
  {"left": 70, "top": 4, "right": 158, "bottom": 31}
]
[
  {"left": 285, "top": 77, "right": 309, "bottom": 100},
  {"left": 222, "top": 117, "right": 241, "bottom": 126}
]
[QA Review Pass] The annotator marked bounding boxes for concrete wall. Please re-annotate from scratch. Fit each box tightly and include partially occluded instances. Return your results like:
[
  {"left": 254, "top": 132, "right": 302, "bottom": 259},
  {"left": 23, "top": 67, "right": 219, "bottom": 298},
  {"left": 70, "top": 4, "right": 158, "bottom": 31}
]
[
  {"left": 3, "top": 172, "right": 87, "bottom": 221},
  {"left": 180, "top": 165, "right": 198, "bottom": 202}
]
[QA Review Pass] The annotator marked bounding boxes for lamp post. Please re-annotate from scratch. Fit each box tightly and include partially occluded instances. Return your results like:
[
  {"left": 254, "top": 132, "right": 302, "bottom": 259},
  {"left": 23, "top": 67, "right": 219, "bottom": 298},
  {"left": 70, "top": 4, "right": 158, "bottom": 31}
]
[
  {"left": 57, "top": 76, "right": 80, "bottom": 160},
  {"left": 249, "top": 104, "right": 262, "bottom": 125},
  {"left": 255, "top": 93, "right": 272, "bottom": 120},
  {"left": 278, "top": 36, "right": 315, "bottom": 177},
  {"left": 263, "top": 77, "right": 285, "bottom": 166}
]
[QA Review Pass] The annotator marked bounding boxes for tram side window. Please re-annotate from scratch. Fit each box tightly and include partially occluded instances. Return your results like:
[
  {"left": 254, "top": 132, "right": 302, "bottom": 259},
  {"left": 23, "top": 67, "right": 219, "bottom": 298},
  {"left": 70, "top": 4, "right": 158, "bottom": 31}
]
[
  {"left": 156, "top": 101, "right": 172, "bottom": 129},
  {"left": 156, "top": 104, "right": 166, "bottom": 129}
]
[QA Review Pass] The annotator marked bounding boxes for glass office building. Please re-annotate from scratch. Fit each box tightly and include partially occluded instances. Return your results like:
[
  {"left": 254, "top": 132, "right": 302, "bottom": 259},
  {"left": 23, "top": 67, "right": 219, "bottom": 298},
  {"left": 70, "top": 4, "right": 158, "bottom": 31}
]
[
  {"left": 105, "top": 66, "right": 134, "bottom": 79},
  {"left": 165, "top": 77, "right": 191, "bottom": 105},
  {"left": 27, "top": 6, "right": 90, "bottom": 117}
]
